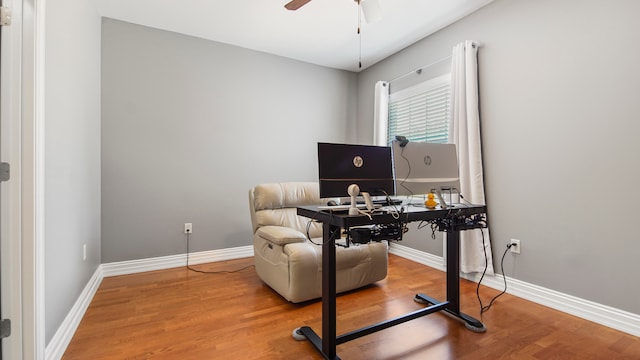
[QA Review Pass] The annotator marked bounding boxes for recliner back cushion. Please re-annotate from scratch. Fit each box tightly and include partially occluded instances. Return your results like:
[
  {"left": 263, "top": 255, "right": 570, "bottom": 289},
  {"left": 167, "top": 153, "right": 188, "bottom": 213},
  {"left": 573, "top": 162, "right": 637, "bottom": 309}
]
[
  {"left": 253, "top": 182, "right": 322, "bottom": 237},
  {"left": 253, "top": 182, "right": 320, "bottom": 211}
]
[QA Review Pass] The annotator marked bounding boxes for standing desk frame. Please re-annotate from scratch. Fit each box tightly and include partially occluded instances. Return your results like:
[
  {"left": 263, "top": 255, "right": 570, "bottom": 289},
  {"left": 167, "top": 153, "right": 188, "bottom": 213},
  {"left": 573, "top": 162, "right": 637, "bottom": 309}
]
[{"left": 296, "top": 205, "right": 487, "bottom": 360}]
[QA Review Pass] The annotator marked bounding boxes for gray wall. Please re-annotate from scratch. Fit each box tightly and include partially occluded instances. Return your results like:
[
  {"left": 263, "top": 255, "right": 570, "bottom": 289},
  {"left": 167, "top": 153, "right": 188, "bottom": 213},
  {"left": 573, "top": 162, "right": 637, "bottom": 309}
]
[
  {"left": 357, "top": 0, "right": 640, "bottom": 314},
  {"left": 44, "top": 0, "right": 102, "bottom": 344},
  {"left": 101, "top": 19, "right": 357, "bottom": 262}
]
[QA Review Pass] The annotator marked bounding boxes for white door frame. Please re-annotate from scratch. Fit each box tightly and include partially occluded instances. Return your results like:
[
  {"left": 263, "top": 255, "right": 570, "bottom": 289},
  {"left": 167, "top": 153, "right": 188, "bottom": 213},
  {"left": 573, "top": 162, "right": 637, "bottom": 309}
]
[{"left": 1, "top": 0, "right": 45, "bottom": 358}]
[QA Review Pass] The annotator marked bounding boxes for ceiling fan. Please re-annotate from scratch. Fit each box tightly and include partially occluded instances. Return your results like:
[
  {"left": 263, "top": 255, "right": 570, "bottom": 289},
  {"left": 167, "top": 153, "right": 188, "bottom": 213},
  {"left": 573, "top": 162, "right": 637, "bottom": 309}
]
[{"left": 284, "top": 0, "right": 382, "bottom": 23}]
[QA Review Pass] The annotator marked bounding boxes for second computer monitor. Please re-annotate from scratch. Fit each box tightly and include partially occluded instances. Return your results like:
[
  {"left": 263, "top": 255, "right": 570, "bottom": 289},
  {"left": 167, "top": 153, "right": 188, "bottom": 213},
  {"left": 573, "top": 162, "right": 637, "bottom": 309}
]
[{"left": 392, "top": 140, "right": 460, "bottom": 197}]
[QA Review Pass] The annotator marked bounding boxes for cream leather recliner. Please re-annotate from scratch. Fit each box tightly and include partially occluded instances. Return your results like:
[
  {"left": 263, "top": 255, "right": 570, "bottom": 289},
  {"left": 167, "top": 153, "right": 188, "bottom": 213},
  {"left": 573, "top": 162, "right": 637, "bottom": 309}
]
[{"left": 249, "top": 182, "right": 388, "bottom": 303}]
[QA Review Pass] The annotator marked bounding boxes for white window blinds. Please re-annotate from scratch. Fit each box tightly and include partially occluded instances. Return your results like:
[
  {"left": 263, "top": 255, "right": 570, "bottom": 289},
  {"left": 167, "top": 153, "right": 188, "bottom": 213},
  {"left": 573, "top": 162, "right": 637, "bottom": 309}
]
[{"left": 387, "top": 74, "right": 451, "bottom": 145}]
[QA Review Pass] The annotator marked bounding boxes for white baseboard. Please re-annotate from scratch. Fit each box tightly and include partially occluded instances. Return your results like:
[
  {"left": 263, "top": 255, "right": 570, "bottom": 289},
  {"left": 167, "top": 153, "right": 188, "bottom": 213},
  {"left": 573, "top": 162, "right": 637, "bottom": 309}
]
[
  {"left": 45, "top": 245, "right": 254, "bottom": 360},
  {"left": 44, "top": 265, "right": 104, "bottom": 360},
  {"left": 388, "top": 242, "right": 446, "bottom": 271},
  {"left": 389, "top": 243, "right": 640, "bottom": 337},
  {"left": 101, "top": 245, "right": 254, "bottom": 277}
]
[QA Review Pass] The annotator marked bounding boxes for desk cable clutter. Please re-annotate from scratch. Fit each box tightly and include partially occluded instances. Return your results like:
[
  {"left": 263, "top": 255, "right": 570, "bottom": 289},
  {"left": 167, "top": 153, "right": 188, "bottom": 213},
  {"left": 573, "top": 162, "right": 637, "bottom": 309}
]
[
  {"left": 344, "top": 195, "right": 407, "bottom": 245},
  {"left": 333, "top": 205, "right": 488, "bottom": 246}
]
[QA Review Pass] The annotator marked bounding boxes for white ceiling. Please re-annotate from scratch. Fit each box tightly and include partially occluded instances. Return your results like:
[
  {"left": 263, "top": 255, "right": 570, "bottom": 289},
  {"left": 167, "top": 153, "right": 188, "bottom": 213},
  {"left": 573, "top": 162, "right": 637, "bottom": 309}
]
[{"left": 95, "top": 0, "right": 494, "bottom": 72}]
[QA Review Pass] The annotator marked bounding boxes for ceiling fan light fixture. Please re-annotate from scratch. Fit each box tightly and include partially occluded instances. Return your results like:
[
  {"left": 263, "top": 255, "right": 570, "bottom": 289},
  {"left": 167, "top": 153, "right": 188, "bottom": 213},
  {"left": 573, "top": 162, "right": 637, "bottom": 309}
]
[{"left": 360, "top": 0, "right": 382, "bottom": 23}]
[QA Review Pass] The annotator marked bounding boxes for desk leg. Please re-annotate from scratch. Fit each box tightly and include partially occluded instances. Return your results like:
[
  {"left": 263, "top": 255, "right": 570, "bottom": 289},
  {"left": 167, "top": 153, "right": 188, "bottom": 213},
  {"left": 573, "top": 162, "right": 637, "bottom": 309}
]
[
  {"left": 446, "top": 230, "right": 461, "bottom": 313},
  {"left": 443, "top": 230, "right": 486, "bottom": 332},
  {"left": 322, "top": 223, "right": 339, "bottom": 358},
  {"left": 296, "top": 223, "right": 341, "bottom": 359}
]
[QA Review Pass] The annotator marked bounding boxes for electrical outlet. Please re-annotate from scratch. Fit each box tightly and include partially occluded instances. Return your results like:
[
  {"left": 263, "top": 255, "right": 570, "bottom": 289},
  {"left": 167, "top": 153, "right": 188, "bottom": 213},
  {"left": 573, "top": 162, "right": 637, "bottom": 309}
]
[
  {"left": 184, "top": 223, "right": 193, "bottom": 234},
  {"left": 510, "top": 239, "right": 521, "bottom": 254}
]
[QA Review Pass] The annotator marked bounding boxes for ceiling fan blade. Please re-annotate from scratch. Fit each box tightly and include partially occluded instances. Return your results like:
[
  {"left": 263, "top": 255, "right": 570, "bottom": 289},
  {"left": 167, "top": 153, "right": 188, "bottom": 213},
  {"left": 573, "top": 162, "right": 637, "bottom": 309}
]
[{"left": 284, "top": 0, "right": 312, "bottom": 11}]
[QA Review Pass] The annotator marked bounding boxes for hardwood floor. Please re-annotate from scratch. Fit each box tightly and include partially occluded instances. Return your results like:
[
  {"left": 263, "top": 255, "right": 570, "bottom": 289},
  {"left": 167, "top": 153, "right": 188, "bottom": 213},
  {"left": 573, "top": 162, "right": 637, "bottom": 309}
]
[{"left": 63, "top": 255, "right": 640, "bottom": 359}]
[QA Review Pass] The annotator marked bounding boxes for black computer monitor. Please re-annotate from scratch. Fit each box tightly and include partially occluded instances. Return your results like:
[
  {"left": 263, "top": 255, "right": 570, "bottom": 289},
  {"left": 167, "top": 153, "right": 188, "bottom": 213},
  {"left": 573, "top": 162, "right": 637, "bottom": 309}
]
[{"left": 317, "top": 142, "right": 394, "bottom": 199}]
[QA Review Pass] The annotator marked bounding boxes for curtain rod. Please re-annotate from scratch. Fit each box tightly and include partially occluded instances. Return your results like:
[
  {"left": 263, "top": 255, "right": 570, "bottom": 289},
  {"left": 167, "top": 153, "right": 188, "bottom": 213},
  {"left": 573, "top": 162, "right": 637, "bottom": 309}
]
[
  {"left": 388, "top": 41, "right": 480, "bottom": 84},
  {"left": 388, "top": 55, "right": 451, "bottom": 84}
]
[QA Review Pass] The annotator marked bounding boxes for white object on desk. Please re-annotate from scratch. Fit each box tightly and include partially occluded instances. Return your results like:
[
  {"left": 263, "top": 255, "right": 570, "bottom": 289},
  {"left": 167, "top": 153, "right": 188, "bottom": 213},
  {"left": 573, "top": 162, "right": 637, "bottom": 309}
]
[{"left": 347, "top": 184, "right": 360, "bottom": 215}]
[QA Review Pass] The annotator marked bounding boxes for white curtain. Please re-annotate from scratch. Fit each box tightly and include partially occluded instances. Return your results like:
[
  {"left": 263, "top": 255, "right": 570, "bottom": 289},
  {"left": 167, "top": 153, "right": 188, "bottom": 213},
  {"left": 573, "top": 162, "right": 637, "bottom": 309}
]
[
  {"left": 373, "top": 81, "right": 389, "bottom": 146},
  {"left": 449, "top": 40, "right": 494, "bottom": 275}
]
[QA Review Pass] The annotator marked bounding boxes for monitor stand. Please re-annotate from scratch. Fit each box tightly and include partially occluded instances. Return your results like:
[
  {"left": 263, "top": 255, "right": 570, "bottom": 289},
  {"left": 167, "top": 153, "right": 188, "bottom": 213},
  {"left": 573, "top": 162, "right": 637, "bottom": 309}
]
[
  {"left": 435, "top": 189, "right": 449, "bottom": 209},
  {"left": 434, "top": 187, "right": 459, "bottom": 209}
]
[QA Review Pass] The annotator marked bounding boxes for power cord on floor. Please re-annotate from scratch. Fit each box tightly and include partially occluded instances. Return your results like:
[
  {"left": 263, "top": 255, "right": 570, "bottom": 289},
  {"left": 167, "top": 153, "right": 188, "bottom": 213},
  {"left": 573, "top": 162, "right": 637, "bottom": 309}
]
[
  {"left": 185, "top": 233, "right": 254, "bottom": 274},
  {"left": 475, "top": 229, "right": 512, "bottom": 319}
]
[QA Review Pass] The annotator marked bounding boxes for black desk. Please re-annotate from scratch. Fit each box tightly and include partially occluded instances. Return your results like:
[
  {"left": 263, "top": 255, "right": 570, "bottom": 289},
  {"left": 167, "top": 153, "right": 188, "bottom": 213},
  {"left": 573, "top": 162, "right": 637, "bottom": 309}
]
[{"left": 295, "top": 204, "right": 487, "bottom": 360}]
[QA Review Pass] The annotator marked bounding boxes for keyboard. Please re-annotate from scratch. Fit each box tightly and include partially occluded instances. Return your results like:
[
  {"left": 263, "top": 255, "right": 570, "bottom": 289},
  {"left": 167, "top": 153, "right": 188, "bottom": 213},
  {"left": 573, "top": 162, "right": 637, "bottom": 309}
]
[
  {"left": 317, "top": 204, "right": 381, "bottom": 211},
  {"left": 342, "top": 198, "right": 403, "bottom": 206},
  {"left": 373, "top": 198, "right": 403, "bottom": 205}
]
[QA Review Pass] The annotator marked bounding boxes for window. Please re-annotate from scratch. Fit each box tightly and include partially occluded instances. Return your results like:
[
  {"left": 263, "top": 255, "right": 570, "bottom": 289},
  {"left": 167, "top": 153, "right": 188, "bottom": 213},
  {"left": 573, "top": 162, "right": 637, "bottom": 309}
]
[{"left": 387, "top": 74, "right": 451, "bottom": 145}]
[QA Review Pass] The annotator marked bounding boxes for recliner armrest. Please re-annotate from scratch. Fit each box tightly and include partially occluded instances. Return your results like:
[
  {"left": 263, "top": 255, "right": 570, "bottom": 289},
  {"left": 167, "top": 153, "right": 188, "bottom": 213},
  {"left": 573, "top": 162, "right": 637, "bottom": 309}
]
[{"left": 255, "top": 225, "right": 307, "bottom": 246}]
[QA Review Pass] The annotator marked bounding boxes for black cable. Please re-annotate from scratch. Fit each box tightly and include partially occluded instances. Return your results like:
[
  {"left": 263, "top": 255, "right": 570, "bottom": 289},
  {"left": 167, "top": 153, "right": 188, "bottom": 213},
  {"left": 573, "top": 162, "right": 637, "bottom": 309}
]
[
  {"left": 475, "top": 229, "right": 511, "bottom": 318},
  {"left": 306, "top": 212, "right": 321, "bottom": 243},
  {"left": 185, "top": 233, "right": 254, "bottom": 274},
  {"left": 416, "top": 220, "right": 430, "bottom": 230},
  {"left": 380, "top": 189, "right": 402, "bottom": 219},
  {"left": 459, "top": 194, "right": 474, "bottom": 206},
  {"left": 429, "top": 221, "right": 438, "bottom": 239},
  {"left": 306, "top": 211, "right": 338, "bottom": 246},
  {"left": 399, "top": 145, "right": 417, "bottom": 201}
]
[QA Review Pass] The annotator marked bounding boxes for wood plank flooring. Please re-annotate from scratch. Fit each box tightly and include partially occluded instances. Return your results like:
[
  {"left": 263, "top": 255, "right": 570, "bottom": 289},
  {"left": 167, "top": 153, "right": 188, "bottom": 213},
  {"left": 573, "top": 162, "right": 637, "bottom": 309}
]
[{"left": 63, "top": 254, "right": 640, "bottom": 359}]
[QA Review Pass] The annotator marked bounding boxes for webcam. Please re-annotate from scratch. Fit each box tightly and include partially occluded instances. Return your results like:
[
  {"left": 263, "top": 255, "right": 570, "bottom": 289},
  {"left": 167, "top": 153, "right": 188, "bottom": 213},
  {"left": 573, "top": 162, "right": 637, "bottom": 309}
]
[{"left": 395, "top": 135, "right": 409, "bottom": 147}]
